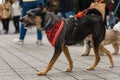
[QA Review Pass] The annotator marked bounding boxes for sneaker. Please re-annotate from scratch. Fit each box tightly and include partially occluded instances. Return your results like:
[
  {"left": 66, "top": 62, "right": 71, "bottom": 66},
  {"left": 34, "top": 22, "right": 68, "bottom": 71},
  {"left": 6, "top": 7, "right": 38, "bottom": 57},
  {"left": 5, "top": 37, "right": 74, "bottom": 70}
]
[
  {"left": 13, "top": 38, "right": 24, "bottom": 45},
  {"left": 36, "top": 40, "right": 42, "bottom": 45}
]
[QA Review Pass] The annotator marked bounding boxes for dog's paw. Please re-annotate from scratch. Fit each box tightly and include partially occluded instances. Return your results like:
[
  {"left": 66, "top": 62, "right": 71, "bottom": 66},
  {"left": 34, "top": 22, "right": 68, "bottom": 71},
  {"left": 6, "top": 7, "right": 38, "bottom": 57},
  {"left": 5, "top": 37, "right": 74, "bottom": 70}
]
[
  {"left": 87, "top": 67, "right": 94, "bottom": 70},
  {"left": 109, "top": 65, "right": 114, "bottom": 68},
  {"left": 37, "top": 71, "right": 46, "bottom": 76},
  {"left": 112, "top": 52, "right": 118, "bottom": 55},
  {"left": 66, "top": 67, "right": 72, "bottom": 72},
  {"left": 81, "top": 54, "right": 89, "bottom": 56}
]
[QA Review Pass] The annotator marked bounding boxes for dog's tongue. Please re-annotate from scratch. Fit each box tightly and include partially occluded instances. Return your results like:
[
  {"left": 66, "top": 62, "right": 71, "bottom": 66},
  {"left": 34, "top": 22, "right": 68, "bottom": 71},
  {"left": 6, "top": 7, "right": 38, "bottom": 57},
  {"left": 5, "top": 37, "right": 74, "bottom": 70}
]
[{"left": 76, "top": 12, "right": 84, "bottom": 19}]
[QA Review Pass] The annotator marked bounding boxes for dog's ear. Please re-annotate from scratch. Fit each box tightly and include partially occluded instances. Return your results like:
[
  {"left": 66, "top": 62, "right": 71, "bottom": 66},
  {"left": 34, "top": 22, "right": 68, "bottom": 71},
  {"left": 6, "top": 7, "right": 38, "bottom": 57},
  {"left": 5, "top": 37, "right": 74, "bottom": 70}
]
[{"left": 37, "top": 3, "right": 43, "bottom": 11}]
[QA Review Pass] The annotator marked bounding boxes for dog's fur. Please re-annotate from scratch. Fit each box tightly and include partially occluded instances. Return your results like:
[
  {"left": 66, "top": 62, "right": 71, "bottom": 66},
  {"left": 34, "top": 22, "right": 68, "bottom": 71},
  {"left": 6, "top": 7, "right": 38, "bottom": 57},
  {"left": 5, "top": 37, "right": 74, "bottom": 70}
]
[
  {"left": 82, "top": 22, "right": 120, "bottom": 56},
  {"left": 21, "top": 8, "right": 114, "bottom": 75}
]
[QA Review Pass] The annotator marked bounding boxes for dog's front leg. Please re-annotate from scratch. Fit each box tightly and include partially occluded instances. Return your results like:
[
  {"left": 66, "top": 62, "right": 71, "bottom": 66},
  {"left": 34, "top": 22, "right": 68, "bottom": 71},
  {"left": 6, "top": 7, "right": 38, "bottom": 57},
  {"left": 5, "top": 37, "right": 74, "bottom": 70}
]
[
  {"left": 62, "top": 45, "right": 73, "bottom": 72},
  {"left": 37, "top": 48, "right": 62, "bottom": 76}
]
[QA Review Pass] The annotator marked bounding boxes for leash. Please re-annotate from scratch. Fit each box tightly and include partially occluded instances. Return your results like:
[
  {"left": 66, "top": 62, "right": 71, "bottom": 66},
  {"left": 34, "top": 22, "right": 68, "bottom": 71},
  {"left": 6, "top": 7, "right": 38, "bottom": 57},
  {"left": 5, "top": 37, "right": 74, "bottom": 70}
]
[
  {"left": 107, "top": 0, "right": 120, "bottom": 29},
  {"left": 76, "top": 0, "right": 104, "bottom": 18},
  {"left": 40, "top": 12, "right": 52, "bottom": 31}
]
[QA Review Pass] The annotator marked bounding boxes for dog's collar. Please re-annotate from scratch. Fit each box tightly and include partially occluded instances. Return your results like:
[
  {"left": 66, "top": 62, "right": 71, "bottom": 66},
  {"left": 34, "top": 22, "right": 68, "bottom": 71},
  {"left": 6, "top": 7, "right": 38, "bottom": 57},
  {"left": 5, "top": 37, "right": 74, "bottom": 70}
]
[{"left": 40, "top": 14, "right": 52, "bottom": 31}]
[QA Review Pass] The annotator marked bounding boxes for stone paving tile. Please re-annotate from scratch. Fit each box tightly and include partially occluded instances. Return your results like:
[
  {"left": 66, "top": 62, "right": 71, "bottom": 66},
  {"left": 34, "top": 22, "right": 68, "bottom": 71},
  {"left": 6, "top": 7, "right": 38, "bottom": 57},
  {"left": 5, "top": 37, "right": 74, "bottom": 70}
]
[
  {"left": 0, "top": 22, "right": 120, "bottom": 80},
  {"left": 0, "top": 76, "right": 22, "bottom": 80},
  {"left": 0, "top": 69, "right": 22, "bottom": 80}
]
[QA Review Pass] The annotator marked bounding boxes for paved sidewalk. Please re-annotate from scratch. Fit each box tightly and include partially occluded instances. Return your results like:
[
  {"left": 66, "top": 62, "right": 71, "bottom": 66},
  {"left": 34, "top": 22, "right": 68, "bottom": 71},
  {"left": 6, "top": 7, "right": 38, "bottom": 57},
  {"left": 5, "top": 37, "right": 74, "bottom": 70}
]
[{"left": 0, "top": 21, "right": 120, "bottom": 80}]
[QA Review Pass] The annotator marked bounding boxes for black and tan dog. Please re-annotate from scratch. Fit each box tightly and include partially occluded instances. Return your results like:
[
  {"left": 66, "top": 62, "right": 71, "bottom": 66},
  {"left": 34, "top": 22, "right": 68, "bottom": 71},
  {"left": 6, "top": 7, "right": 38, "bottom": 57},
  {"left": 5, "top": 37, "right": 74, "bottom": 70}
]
[{"left": 21, "top": 8, "right": 114, "bottom": 75}]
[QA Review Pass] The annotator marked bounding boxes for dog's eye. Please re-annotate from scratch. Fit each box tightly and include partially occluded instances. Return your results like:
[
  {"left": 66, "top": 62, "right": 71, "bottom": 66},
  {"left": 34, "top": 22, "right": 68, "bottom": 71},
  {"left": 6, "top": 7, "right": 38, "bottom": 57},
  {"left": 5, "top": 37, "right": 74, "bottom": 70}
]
[{"left": 27, "top": 13, "right": 33, "bottom": 17}]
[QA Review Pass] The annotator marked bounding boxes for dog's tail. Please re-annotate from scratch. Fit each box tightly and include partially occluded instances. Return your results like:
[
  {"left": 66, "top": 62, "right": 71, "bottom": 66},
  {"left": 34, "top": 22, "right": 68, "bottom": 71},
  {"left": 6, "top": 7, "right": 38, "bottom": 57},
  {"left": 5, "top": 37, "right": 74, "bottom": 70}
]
[{"left": 85, "top": 8, "right": 102, "bottom": 17}]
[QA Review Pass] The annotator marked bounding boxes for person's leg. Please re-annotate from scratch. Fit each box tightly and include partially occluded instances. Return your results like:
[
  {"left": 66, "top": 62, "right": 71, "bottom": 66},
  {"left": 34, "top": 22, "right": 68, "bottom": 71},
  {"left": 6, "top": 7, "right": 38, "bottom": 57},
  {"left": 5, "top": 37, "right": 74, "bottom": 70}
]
[
  {"left": 19, "top": 1, "right": 39, "bottom": 40},
  {"left": 13, "top": 16, "right": 17, "bottom": 33},
  {"left": 33, "top": 1, "right": 43, "bottom": 45},
  {"left": 6, "top": 18, "right": 10, "bottom": 33},
  {"left": 60, "top": 12, "right": 66, "bottom": 18},
  {"left": 19, "top": 2, "right": 30, "bottom": 40},
  {"left": 2, "top": 19, "right": 6, "bottom": 31},
  {"left": 15, "top": 16, "right": 20, "bottom": 33},
  {"left": 36, "top": 29, "right": 43, "bottom": 45},
  {"left": 2, "top": 18, "right": 9, "bottom": 34}
]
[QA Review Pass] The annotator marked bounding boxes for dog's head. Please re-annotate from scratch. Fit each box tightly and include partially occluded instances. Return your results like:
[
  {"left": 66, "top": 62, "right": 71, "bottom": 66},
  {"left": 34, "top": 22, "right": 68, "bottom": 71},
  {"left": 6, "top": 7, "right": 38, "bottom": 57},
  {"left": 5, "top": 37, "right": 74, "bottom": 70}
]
[{"left": 20, "top": 7, "right": 46, "bottom": 30}]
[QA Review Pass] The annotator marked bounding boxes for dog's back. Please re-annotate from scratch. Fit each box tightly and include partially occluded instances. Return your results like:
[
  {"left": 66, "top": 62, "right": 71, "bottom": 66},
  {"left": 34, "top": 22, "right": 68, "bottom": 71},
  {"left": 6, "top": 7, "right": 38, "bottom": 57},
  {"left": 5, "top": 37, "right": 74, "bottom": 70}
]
[{"left": 85, "top": 8, "right": 103, "bottom": 17}]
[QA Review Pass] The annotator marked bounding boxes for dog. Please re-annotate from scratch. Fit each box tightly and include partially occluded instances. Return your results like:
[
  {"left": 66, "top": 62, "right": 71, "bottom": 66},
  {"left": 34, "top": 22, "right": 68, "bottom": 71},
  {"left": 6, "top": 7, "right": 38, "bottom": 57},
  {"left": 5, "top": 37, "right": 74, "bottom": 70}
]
[
  {"left": 82, "top": 22, "right": 120, "bottom": 56},
  {"left": 20, "top": 8, "right": 114, "bottom": 75}
]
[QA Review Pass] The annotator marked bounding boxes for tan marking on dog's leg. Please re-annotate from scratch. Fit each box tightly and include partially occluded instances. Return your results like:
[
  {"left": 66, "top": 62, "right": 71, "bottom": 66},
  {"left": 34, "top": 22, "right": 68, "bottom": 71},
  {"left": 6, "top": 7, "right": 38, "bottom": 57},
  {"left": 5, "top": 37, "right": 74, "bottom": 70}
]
[
  {"left": 99, "top": 45, "right": 114, "bottom": 68},
  {"left": 37, "top": 52, "right": 61, "bottom": 76},
  {"left": 62, "top": 45, "right": 73, "bottom": 72},
  {"left": 87, "top": 43, "right": 100, "bottom": 70},
  {"left": 112, "top": 42, "right": 119, "bottom": 55}
]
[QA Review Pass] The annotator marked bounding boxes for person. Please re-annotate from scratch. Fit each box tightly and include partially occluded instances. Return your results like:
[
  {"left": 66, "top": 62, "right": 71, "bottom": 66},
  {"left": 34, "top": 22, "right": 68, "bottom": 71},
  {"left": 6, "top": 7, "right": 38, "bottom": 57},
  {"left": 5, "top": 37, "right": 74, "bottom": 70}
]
[
  {"left": 1, "top": 0, "right": 11, "bottom": 34},
  {"left": 14, "top": 0, "right": 48, "bottom": 45},
  {"left": 57, "top": 0, "right": 75, "bottom": 18},
  {"left": 12, "top": 0, "right": 22, "bottom": 34}
]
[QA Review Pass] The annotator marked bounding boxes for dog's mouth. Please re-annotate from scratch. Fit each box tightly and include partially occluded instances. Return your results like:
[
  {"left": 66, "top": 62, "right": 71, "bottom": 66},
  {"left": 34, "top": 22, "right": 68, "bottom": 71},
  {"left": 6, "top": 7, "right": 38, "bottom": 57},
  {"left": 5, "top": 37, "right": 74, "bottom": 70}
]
[
  {"left": 24, "top": 23, "right": 35, "bottom": 29},
  {"left": 22, "top": 19, "right": 36, "bottom": 29},
  {"left": 20, "top": 16, "right": 36, "bottom": 29}
]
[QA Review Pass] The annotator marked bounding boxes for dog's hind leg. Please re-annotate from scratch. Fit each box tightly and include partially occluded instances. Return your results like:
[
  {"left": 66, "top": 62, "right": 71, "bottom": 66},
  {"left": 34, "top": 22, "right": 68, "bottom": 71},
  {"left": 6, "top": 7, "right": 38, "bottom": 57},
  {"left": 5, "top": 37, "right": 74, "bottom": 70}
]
[
  {"left": 37, "top": 48, "right": 62, "bottom": 76},
  {"left": 87, "top": 42, "right": 100, "bottom": 70},
  {"left": 112, "top": 42, "right": 119, "bottom": 55},
  {"left": 99, "top": 45, "right": 114, "bottom": 68},
  {"left": 62, "top": 45, "right": 73, "bottom": 72}
]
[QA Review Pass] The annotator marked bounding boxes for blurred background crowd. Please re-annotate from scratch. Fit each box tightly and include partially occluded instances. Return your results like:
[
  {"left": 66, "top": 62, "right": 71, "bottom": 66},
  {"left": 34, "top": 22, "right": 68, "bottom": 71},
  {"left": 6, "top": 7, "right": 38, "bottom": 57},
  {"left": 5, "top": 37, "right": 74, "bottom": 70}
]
[{"left": 0, "top": 0, "right": 120, "bottom": 34}]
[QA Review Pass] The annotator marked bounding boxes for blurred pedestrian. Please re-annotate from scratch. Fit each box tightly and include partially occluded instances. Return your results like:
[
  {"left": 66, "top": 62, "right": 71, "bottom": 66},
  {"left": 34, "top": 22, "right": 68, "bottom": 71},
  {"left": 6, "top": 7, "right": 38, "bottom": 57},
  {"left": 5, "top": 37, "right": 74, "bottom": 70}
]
[
  {"left": 14, "top": 0, "right": 48, "bottom": 45},
  {"left": 57, "top": 0, "right": 75, "bottom": 18},
  {"left": 2, "top": 0, "right": 11, "bottom": 34},
  {"left": 12, "top": 0, "right": 22, "bottom": 34}
]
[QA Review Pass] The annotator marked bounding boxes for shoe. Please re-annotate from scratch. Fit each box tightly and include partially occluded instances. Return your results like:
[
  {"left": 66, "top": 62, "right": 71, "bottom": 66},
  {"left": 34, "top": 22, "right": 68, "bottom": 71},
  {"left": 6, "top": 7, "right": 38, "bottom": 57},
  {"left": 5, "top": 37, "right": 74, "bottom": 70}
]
[
  {"left": 13, "top": 38, "right": 24, "bottom": 45},
  {"left": 4, "top": 31, "right": 8, "bottom": 34},
  {"left": 36, "top": 40, "right": 42, "bottom": 45},
  {"left": 14, "top": 31, "right": 19, "bottom": 34}
]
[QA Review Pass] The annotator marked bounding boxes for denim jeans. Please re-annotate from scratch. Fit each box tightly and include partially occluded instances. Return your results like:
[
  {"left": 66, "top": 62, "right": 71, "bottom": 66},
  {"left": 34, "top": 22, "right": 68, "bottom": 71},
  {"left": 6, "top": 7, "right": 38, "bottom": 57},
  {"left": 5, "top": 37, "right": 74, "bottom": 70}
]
[
  {"left": 19, "top": 1, "right": 43, "bottom": 40},
  {"left": 60, "top": 10, "right": 75, "bottom": 18}
]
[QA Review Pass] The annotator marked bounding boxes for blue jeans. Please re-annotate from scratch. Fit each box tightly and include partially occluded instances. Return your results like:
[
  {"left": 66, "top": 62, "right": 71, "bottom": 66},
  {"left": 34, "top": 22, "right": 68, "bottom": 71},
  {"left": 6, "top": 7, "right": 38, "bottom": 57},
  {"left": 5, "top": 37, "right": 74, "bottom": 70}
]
[
  {"left": 60, "top": 10, "right": 75, "bottom": 18},
  {"left": 19, "top": 1, "right": 42, "bottom": 40}
]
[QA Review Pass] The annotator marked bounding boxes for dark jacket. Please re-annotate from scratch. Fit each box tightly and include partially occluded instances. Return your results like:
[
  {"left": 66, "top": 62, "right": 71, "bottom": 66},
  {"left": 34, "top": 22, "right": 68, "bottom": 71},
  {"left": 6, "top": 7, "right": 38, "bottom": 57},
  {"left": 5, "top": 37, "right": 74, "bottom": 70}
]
[
  {"left": 78, "top": 0, "right": 94, "bottom": 11},
  {"left": 58, "top": 0, "right": 74, "bottom": 12}
]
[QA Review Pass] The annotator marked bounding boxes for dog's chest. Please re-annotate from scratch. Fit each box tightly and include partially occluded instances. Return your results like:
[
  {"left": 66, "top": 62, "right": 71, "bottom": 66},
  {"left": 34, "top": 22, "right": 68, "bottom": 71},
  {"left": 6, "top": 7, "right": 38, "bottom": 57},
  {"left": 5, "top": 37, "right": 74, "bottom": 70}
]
[{"left": 46, "top": 20, "right": 64, "bottom": 47}]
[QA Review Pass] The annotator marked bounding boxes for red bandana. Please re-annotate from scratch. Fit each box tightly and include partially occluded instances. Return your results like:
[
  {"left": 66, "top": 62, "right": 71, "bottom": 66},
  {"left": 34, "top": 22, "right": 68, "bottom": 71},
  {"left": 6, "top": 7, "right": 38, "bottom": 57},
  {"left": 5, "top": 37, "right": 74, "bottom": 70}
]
[{"left": 46, "top": 20, "right": 64, "bottom": 47}]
